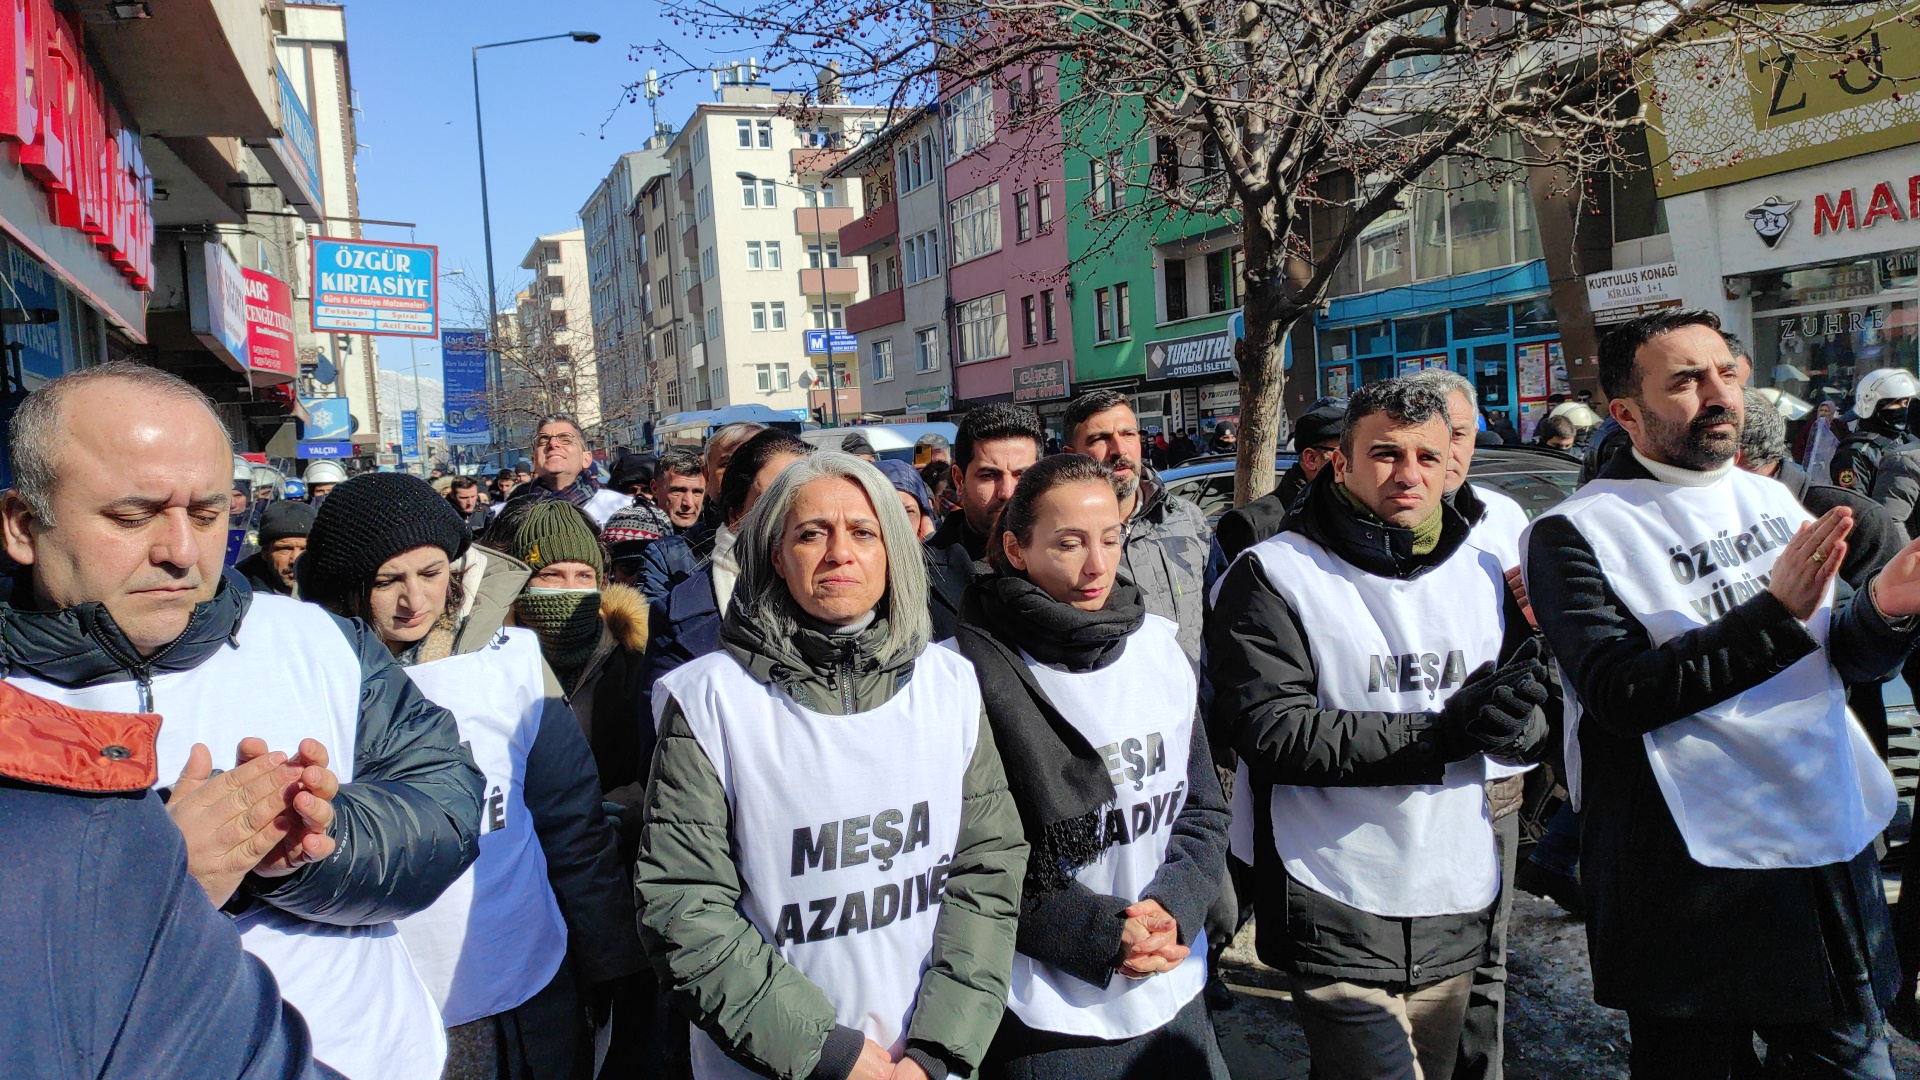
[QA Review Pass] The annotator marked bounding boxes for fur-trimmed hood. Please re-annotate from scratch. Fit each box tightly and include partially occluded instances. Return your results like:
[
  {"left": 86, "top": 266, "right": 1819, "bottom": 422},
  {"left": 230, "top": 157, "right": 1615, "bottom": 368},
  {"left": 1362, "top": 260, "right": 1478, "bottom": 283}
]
[{"left": 598, "top": 583, "right": 648, "bottom": 655}]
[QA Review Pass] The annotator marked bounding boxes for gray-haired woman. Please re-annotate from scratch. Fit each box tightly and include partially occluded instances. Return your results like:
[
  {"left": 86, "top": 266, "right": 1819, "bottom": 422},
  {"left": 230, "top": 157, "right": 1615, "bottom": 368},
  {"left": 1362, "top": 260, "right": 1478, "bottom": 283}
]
[{"left": 636, "top": 451, "right": 1029, "bottom": 1080}]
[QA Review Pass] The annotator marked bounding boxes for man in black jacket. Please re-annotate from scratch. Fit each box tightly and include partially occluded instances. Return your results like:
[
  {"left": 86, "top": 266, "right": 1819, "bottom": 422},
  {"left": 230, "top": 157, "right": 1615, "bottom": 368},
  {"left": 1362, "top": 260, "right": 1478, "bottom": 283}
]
[
  {"left": 1208, "top": 379, "right": 1551, "bottom": 1080},
  {"left": 1210, "top": 399, "right": 1346, "bottom": 584},
  {"left": 0, "top": 363, "right": 483, "bottom": 1080},
  {"left": 925, "top": 403, "right": 1043, "bottom": 638},
  {"left": 1832, "top": 367, "right": 1918, "bottom": 497},
  {"left": 1526, "top": 310, "right": 1920, "bottom": 1079}
]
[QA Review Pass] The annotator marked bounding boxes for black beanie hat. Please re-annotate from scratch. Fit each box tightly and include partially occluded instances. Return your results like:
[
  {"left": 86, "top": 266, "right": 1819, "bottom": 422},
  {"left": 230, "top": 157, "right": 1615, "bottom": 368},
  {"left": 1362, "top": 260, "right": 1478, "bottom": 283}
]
[
  {"left": 257, "top": 500, "right": 316, "bottom": 547},
  {"left": 298, "top": 472, "right": 472, "bottom": 610}
]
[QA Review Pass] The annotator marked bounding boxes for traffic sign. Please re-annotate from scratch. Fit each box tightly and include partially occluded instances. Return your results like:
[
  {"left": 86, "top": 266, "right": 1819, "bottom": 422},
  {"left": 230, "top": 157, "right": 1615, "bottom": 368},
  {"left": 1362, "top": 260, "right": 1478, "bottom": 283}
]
[
  {"left": 297, "top": 441, "right": 354, "bottom": 459},
  {"left": 311, "top": 237, "right": 439, "bottom": 338},
  {"left": 805, "top": 329, "right": 857, "bottom": 355}
]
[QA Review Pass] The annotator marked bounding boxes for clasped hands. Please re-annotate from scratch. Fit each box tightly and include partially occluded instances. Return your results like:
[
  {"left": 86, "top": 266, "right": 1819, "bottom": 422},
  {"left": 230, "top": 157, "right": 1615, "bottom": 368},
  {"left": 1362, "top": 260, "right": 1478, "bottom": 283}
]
[{"left": 165, "top": 736, "right": 340, "bottom": 907}]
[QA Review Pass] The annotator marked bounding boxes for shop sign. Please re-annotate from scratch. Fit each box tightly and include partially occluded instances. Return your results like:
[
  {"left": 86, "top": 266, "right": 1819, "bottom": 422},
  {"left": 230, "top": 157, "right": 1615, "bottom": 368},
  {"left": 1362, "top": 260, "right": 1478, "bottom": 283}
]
[
  {"left": 190, "top": 242, "right": 249, "bottom": 367},
  {"left": 1811, "top": 174, "right": 1918, "bottom": 236},
  {"left": 243, "top": 268, "right": 295, "bottom": 378},
  {"left": 1146, "top": 328, "right": 1236, "bottom": 382},
  {"left": 0, "top": 0, "right": 154, "bottom": 289},
  {"left": 1199, "top": 383, "right": 1239, "bottom": 413},
  {"left": 311, "top": 238, "right": 439, "bottom": 337},
  {"left": 301, "top": 396, "right": 352, "bottom": 441},
  {"left": 1585, "top": 262, "right": 1685, "bottom": 325},
  {"left": 2, "top": 233, "right": 68, "bottom": 383},
  {"left": 247, "top": 66, "right": 323, "bottom": 223},
  {"left": 1012, "top": 359, "right": 1069, "bottom": 402},
  {"left": 297, "top": 440, "right": 353, "bottom": 459},
  {"left": 905, "top": 385, "right": 950, "bottom": 413},
  {"left": 441, "top": 329, "right": 491, "bottom": 446}
]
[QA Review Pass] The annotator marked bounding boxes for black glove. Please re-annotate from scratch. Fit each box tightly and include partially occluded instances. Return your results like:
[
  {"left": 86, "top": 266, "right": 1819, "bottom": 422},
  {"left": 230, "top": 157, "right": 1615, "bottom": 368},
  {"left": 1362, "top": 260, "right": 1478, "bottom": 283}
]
[{"left": 1435, "top": 638, "right": 1550, "bottom": 761}]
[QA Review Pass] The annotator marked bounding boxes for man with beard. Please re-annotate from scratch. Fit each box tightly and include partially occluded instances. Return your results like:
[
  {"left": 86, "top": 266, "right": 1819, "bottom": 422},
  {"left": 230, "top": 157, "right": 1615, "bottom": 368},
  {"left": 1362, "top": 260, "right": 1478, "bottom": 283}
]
[
  {"left": 924, "top": 404, "right": 1044, "bottom": 639},
  {"left": 1525, "top": 310, "right": 1920, "bottom": 1078},
  {"left": 1063, "top": 389, "right": 1210, "bottom": 662}
]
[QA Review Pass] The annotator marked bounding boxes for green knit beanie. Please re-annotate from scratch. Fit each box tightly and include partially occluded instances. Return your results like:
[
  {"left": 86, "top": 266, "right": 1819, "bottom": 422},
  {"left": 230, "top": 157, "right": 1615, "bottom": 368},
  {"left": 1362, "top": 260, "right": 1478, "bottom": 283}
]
[{"left": 511, "top": 501, "right": 604, "bottom": 575}]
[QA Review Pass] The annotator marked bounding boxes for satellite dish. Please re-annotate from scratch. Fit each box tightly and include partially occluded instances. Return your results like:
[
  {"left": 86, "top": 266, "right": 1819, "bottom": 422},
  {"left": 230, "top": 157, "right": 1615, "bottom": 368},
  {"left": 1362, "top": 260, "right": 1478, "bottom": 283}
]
[{"left": 796, "top": 369, "right": 817, "bottom": 389}]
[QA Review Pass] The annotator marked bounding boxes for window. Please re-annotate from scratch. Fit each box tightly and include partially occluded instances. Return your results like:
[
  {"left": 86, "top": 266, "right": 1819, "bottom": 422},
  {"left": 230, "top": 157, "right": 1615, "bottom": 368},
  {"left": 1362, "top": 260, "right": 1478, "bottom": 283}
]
[
  {"left": 746, "top": 241, "right": 763, "bottom": 269},
  {"left": 1036, "top": 182, "right": 1053, "bottom": 233},
  {"left": 1040, "top": 289, "right": 1057, "bottom": 341},
  {"left": 1164, "top": 257, "right": 1188, "bottom": 321},
  {"left": 696, "top": 187, "right": 712, "bottom": 220},
  {"left": 1206, "top": 249, "right": 1234, "bottom": 313},
  {"left": 654, "top": 224, "right": 667, "bottom": 254},
  {"left": 691, "top": 127, "right": 707, "bottom": 161},
  {"left": 1006, "top": 74, "right": 1026, "bottom": 119},
  {"left": 802, "top": 183, "right": 838, "bottom": 207},
  {"left": 711, "top": 366, "right": 727, "bottom": 399},
  {"left": 701, "top": 248, "right": 717, "bottom": 281},
  {"left": 903, "top": 230, "right": 941, "bottom": 284},
  {"left": 751, "top": 302, "right": 768, "bottom": 330},
  {"left": 946, "top": 82, "right": 995, "bottom": 161},
  {"left": 1115, "top": 282, "right": 1130, "bottom": 338},
  {"left": 761, "top": 179, "right": 778, "bottom": 207},
  {"left": 1104, "top": 150, "right": 1124, "bottom": 212},
  {"left": 737, "top": 119, "right": 754, "bottom": 147},
  {"left": 753, "top": 363, "right": 790, "bottom": 392},
  {"left": 895, "top": 131, "right": 938, "bottom": 193},
  {"left": 706, "top": 308, "right": 721, "bottom": 338},
  {"left": 737, "top": 118, "right": 773, "bottom": 148},
  {"left": 948, "top": 184, "right": 1001, "bottom": 265},
  {"left": 1015, "top": 190, "right": 1032, "bottom": 242},
  {"left": 869, "top": 254, "right": 899, "bottom": 295},
  {"left": 871, "top": 339, "right": 895, "bottom": 382},
  {"left": 1021, "top": 294, "right": 1037, "bottom": 346},
  {"left": 810, "top": 303, "right": 846, "bottom": 329},
  {"left": 956, "top": 293, "right": 1007, "bottom": 363},
  {"left": 806, "top": 242, "right": 841, "bottom": 269},
  {"left": 769, "top": 301, "right": 787, "bottom": 330},
  {"left": 1155, "top": 136, "right": 1180, "bottom": 189},
  {"left": 741, "top": 176, "right": 758, "bottom": 207},
  {"left": 764, "top": 240, "right": 782, "bottom": 269},
  {"left": 757, "top": 119, "right": 773, "bottom": 148},
  {"left": 1095, "top": 286, "right": 1113, "bottom": 342},
  {"left": 915, "top": 327, "right": 940, "bottom": 372},
  {"left": 1090, "top": 157, "right": 1109, "bottom": 213}
]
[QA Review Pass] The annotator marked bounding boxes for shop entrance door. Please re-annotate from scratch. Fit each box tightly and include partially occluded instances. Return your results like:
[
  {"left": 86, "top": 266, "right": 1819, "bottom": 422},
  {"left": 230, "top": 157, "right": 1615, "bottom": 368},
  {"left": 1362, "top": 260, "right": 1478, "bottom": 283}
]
[{"left": 1460, "top": 342, "right": 1513, "bottom": 426}]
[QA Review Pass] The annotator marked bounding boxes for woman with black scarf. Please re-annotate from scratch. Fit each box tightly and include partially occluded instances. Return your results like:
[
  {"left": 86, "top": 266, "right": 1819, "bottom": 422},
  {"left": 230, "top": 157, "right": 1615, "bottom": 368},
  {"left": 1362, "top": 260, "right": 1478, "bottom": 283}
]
[{"left": 954, "top": 454, "right": 1231, "bottom": 1079}]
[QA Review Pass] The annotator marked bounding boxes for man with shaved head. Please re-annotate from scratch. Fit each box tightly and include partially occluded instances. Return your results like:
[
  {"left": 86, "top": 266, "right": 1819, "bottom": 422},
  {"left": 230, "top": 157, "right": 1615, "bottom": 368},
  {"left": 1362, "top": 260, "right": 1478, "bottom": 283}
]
[{"left": 0, "top": 362, "right": 483, "bottom": 1080}]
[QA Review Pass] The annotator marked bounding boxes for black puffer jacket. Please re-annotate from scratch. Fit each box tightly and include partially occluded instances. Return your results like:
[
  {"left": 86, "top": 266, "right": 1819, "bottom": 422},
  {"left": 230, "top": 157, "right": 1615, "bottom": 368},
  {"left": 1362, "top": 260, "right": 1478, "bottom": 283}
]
[
  {"left": 1204, "top": 473, "right": 1544, "bottom": 984},
  {"left": 0, "top": 569, "right": 484, "bottom": 925}
]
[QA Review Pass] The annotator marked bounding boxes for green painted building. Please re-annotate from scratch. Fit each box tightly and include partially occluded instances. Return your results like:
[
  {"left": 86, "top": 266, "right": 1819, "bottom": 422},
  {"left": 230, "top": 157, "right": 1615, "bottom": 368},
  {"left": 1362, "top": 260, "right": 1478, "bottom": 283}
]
[{"left": 1059, "top": 85, "right": 1261, "bottom": 442}]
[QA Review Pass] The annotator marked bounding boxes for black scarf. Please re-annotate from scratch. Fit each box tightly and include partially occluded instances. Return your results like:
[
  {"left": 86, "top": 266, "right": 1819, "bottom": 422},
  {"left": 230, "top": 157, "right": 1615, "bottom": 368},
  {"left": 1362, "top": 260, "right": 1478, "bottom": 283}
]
[{"left": 954, "top": 573, "right": 1145, "bottom": 890}]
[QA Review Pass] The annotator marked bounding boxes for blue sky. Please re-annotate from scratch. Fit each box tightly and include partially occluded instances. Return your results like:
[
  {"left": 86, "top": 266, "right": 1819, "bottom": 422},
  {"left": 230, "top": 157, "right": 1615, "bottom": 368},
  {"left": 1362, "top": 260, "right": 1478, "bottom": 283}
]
[{"left": 346, "top": 0, "right": 717, "bottom": 379}]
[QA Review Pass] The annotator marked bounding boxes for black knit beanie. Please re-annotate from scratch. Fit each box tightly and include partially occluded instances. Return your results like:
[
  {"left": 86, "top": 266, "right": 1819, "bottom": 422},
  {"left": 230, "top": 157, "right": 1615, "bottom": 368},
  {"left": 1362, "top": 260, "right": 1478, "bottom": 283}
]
[
  {"left": 298, "top": 472, "right": 472, "bottom": 610},
  {"left": 257, "top": 500, "right": 317, "bottom": 547}
]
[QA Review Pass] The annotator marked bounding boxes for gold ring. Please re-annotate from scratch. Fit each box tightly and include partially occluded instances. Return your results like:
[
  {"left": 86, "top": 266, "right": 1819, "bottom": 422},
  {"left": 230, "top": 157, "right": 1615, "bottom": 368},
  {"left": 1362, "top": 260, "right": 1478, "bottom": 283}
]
[{"left": 1811, "top": 552, "right": 1826, "bottom": 565}]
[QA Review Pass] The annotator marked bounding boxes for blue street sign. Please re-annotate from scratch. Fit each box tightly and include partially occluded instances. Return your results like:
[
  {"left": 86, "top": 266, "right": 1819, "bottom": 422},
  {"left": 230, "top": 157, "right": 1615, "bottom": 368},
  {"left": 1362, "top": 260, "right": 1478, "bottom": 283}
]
[
  {"left": 805, "top": 329, "right": 857, "bottom": 355},
  {"left": 428, "top": 421, "right": 447, "bottom": 440},
  {"left": 401, "top": 410, "right": 420, "bottom": 461},
  {"left": 311, "top": 237, "right": 439, "bottom": 338},
  {"left": 297, "top": 441, "right": 354, "bottom": 459}
]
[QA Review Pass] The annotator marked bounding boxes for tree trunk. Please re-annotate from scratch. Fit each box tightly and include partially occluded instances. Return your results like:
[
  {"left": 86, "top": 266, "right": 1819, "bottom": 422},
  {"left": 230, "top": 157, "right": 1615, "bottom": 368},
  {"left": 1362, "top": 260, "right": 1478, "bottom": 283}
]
[{"left": 1234, "top": 211, "right": 1299, "bottom": 507}]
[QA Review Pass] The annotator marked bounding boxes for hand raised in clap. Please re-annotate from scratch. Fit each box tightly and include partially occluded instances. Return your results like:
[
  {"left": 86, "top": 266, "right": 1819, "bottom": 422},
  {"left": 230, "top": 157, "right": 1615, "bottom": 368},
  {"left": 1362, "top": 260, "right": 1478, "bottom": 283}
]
[
  {"left": 1768, "top": 506, "right": 1851, "bottom": 621},
  {"left": 236, "top": 737, "right": 339, "bottom": 878},
  {"left": 1118, "top": 898, "right": 1190, "bottom": 978},
  {"left": 166, "top": 742, "right": 300, "bottom": 907},
  {"left": 1869, "top": 533, "right": 1920, "bottom": 620}
]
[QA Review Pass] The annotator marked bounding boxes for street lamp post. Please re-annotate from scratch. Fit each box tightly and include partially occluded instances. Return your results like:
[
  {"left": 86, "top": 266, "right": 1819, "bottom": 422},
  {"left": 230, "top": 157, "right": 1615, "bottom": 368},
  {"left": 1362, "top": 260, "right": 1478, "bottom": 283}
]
[
  {"left": 739, "top": 170, "right": 840, "bottom": 426},
  {"left": 472, "top": 30, "right": 600, "bottom": 465}
]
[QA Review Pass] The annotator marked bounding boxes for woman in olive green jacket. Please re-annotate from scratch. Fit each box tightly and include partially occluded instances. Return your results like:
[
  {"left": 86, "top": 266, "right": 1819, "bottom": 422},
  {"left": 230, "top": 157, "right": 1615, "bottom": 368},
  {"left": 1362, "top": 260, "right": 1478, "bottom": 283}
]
[{"left": 636, "top": 451, "right": 1027, "bottom": 1080}]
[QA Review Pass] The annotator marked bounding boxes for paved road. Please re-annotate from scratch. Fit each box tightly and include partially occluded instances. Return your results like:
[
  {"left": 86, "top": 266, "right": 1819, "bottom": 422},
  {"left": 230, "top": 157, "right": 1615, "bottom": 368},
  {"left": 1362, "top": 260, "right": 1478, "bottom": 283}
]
[{"left": 1211, "top": 894, "right": 1920, "bottom": 1079}]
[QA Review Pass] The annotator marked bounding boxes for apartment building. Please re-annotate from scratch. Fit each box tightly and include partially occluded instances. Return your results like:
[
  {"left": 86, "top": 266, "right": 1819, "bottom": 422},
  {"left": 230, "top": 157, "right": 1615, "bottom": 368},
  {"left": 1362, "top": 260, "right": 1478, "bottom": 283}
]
[
  {"left": 582, "top": 147, "right": 670, "bottom": 445},
  {"left": 502, "top": 229, "right": 600, "bottom": 449},
  {"left": 658, "top": 82, "right": 886, "bottom": 420},
  {"left": 833, "top": 107, "right": 955, "bottom": 417},
  {"left": 636, "top": 165, "right": 690, "bottom": 421},
  {"left": 942, "top": 62, "right": 1075, "bottom": 413}
]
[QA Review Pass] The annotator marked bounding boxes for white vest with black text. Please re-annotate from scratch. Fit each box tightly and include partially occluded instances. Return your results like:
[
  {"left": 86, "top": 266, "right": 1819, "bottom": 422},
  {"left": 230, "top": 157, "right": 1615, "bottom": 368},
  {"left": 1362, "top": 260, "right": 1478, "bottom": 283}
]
[
  {"left": 1525, "top": 467, "right": 1894, "bottom": 868},
  {"left": 656, "top": 644, "right": 980, "bottom": 1079},
  {"left": 1007, "top": 614, "right": 1208, "bottom": 1038},
  {"left": 397, "top": 627, "right": 569, "bottom": 1026}
]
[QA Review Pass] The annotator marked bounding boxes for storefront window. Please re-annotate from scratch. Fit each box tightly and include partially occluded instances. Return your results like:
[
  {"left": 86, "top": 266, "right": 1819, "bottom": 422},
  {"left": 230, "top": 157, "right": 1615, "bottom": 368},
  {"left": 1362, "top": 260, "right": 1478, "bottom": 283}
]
[
  {"left": 1356, "top": 321, "right": 1392, "bottom": 355},
  {"left": 1317, "top": 327, "right": 1351, "bottom": 363},
  {"left": 1396, "top": 313, "right": 1447, "bottom": 353},
  {"left": 1453, "top": 303, "right": 1509, "bottom": 339},
  {"left": 1748, "top": 251, "right": 1919, "bottom": 407},
  {"left": 1513, "top": 296, "right": 1557, "bottom": 337}
]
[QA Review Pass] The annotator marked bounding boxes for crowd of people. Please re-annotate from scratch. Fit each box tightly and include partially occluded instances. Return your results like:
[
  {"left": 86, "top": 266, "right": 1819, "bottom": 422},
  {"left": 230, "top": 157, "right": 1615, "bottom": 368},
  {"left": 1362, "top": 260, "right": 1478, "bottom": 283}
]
[{"left": 2, "top": 305, "right": 1917, "bottom": 1080}]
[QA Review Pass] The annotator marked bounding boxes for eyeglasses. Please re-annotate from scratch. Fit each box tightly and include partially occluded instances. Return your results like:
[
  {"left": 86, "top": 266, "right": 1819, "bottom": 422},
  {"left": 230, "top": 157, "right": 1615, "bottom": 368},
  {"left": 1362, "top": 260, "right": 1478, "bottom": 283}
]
[{"left": 534, "top": 433, "right": 579, "bottom": 449}]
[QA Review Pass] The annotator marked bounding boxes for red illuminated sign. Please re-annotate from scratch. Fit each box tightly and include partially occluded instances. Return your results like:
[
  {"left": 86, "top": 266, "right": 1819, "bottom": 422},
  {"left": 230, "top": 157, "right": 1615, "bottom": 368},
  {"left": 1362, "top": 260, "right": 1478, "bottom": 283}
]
[
  {"left": 1814, "top": 174, "right": 1920, "bottom": 237},
  {"left": 243, "top": 268, "right": 294, "bottom": 377},
  {"left": 0, "top": 0, "right": 152, "bottom": 289}
]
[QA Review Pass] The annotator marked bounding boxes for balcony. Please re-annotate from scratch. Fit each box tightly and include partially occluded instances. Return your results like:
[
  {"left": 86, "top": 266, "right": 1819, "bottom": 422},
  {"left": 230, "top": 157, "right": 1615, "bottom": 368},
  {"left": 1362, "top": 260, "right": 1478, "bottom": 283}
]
[
  {"left": 792, "top": 147, "right": 848, "bottom": 174},
  {"left": 798, "top": 266, "right": 860, "bottom": 296},
  {"left": 840, "top": 201, "right": 898, "bottom": 257},
  {"left": 687, "top": 283, "right": 705, "bottom": 311},
  {"left": 682, "top": 226, "right": 699, "bottom": 259},
  {"left": 846, "top": 289, "right": 904, "bottom": 334},
  {"left": 795, "top": 205, "right": 857, "bottom": 235},
  {"left": 679, "top": 169, "right": 695, "bottom": 196},
  {"left": 89, "top": 0, "right": 279, "bottom": 137}
]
